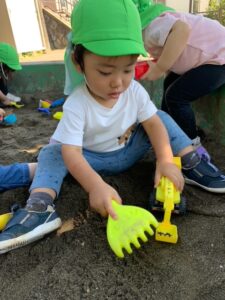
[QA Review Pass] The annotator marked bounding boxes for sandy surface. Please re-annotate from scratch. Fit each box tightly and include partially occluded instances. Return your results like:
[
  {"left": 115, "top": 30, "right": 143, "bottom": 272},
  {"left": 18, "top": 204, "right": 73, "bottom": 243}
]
[{"left": 0, "top": 98, "right": 225, "bottom": 300}]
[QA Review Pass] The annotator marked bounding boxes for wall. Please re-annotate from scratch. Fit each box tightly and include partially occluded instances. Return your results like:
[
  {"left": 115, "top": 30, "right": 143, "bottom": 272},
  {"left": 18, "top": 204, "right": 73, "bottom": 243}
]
[
  {"left": 5, "top": 0, "right": 45, "bottom": 53},
  {"left": 9, "top": 62, "right": 65, "bottom": 101},
  {"left": 198, "top": 0, "right": 210, "bottom": 12},
  {"left": 0, "top": 0, "right": 15, "bottom": 46},
  {"left": 143, "top": 78, "right": 225, "bottom": 145},
  {"left": 165, "top": 0, "right": 190, "bottom": 12},
  {"left": 41, "top": 0, "right": 57, "bottom": 11},
  {"left": 42, "top": 8, "right": 71, "bottom": 49},
  {"left": 193, "top": 86, "right": 225, "bottom": 145}
]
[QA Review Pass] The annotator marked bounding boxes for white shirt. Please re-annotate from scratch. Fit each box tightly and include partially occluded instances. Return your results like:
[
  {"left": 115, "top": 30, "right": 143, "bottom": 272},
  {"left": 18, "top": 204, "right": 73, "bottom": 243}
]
[{"left": 52, "top": 80, "right": 157, "bottom": 152}]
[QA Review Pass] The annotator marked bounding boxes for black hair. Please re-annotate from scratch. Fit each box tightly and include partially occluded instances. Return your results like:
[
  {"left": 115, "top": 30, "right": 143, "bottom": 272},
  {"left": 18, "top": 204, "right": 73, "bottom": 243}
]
[
  {"left": 0, "top": 63, "right": 15, "bottom": 81},
  {"left": 1, "top": 63, "right": 15, "bottom": 73},
  {"left": 72, "top": 44, "right": 138, "bottom": 72},
  {"left": 73, "top": 44, "right": 87, "bottom": 72}
]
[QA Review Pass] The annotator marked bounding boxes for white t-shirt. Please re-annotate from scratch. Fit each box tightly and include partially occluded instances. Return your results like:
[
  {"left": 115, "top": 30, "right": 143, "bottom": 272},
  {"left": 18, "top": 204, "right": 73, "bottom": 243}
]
[
  {"left": 52, "top": 80, "right": 157, "bottom": 152},
  {"left": 143, "top": 12, "right": 225, "bottom": 74}
]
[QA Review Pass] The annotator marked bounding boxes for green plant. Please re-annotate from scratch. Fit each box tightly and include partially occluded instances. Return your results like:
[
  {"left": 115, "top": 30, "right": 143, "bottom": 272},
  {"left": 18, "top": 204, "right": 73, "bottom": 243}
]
[{"left": 206, "top": 0, "right": 225, "bottom": 25}]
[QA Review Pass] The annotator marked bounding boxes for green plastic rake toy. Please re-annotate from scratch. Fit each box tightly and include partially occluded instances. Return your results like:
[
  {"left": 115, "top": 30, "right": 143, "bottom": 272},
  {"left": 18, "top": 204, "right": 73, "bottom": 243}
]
[{"left": 107, "top": 200, "right": 158, "bottom": 258}]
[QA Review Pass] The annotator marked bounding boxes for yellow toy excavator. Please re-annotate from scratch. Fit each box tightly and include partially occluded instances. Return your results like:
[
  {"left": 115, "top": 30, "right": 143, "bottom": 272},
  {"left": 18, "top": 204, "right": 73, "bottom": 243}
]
[{"left": 149, "top": 157, "right": 186, "bottom": 244}]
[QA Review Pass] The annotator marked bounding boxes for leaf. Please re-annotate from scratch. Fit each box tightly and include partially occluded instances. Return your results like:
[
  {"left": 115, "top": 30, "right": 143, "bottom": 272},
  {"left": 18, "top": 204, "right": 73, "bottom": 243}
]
[{"left": 57, "top": 218, "right": 75, "bottom": 236}]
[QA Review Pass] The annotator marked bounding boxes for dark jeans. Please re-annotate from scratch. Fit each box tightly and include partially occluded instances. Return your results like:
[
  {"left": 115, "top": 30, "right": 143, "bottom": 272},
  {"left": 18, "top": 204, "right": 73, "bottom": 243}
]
[
  {"left": 0, "top": 77, "right": 8, "bottom": 95},
  {"left": 161, "top": 64, "right": 225, "bottom": 139}
]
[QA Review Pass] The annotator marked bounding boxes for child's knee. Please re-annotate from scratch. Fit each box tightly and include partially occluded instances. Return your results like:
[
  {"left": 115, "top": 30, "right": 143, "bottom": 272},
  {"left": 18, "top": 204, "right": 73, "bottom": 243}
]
[{"left": 38, "top": 144, "right": 62, "bottom": 162}]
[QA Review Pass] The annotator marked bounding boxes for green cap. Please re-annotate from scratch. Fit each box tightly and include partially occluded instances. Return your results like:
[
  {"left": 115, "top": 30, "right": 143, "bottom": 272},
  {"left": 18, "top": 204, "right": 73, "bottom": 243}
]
[
  {"left": 132, "top": 1, "right": 175, "bottom": 29},
  {"left": 0, "top": 43, "right": 21, "bottom": 70},
  {"left": 71, "top": 0, "right": 147, "bottom": 57}
]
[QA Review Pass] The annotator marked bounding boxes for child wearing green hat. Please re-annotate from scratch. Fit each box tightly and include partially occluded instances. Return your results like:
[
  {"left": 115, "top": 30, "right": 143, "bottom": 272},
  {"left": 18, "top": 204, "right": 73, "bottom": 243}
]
[
  {"left": 132, "top": 0, "right": 225, "bottom": 157},
  {"left": 0, "top": 42, "right": 22, "bottom": 106},
  {"left": 0, "top": 0, "right": 225, "bottom": 254},
  {"left": 0, "top": 44, "right": 35, "bottom": 192}
]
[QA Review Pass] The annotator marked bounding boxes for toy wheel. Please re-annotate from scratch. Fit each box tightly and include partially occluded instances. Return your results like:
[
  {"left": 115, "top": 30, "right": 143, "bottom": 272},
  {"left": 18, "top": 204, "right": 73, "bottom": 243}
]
[
  {"left": 174, "top": 195, "right": 187, "bottom": 215},
  {"left": 179, "top": 195, "right": 187, "bottom": 215},
  {"left": 148, "top": 190, "right": 163, "bottom": 212},
  {"left": 148, "top": 190, "right": 155, "bottom": 211}
]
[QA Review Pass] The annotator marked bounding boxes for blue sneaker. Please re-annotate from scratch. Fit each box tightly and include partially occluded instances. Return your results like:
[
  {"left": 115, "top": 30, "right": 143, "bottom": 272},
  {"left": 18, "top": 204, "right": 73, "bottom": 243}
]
[
  {"left": 183, "top": 157, "right": 225, "bottom": 193},
  {"left": 195, "top": 145, "right": 211, "bottom": 162},
  {"left": 0, "top": 206, "right": 61, "bottom": 254},
  {"left": 192, "top": 136, "right": 211, "bottom": 161}
]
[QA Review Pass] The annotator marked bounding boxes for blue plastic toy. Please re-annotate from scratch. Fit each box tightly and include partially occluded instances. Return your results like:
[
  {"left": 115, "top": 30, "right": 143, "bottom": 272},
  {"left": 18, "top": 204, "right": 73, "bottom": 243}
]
[
  {"left": 0, "top": 114, "right": 17, "bottom": 125},
  {"left": 50, "top": 97, "right": 65, "bottom": 108},
  {"left": 37, "top": 108, "right": 51, "bottom": 115},
  {"left": 38, "top": 97, "right": 65, "bottom": 116}
]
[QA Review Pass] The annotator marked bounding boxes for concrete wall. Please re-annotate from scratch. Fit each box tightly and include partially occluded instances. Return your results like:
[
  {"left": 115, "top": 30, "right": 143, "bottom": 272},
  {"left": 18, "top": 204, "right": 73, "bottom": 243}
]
[
  {"left": 9, "top": 62, "right": 65, "bottom": 101},
  {"left": 193, "top": 86, "right": 225, "bottom": 145},
  {"left": 143, "top": 77, "right": 225, "bottom": 145}
]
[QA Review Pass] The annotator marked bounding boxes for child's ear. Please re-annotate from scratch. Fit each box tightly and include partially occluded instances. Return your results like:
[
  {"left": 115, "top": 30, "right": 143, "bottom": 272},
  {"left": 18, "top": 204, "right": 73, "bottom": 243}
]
[{"left": 71, "top": 53, "right": 83, "bottom": 74}]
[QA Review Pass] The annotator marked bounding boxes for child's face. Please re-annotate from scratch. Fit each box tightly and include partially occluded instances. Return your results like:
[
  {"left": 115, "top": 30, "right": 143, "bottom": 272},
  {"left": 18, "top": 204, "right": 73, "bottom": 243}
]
[{"left": 80, "top": 52, "right": 138, "bottom": 105}]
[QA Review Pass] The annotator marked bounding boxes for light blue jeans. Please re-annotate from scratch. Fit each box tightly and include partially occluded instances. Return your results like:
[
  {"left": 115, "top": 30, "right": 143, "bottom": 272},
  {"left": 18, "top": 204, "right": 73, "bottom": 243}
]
[
  {"left": 30, "top": 111, "right": 192, "bottom": 195},
  {"left": 0, "top": 163, "right": 30, "bottom": 192}
]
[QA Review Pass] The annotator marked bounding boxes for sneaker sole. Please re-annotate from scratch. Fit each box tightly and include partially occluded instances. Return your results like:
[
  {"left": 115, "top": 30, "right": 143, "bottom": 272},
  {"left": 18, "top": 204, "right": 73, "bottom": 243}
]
[
  {"left": 185, "top": 177, "right": 225, "bottom": 193},
  {"left": 0, "top": 217, "right": 62, "bottom": 254}
]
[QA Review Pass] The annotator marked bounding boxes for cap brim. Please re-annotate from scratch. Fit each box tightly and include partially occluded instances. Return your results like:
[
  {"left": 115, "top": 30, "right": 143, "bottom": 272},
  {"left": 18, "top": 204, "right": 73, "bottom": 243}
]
[
  {"left": 7, "top": 63, "right": 22, "bottom": 71},
  {"left": 83, "top": 39, "right": 148, "bottom": 57}
]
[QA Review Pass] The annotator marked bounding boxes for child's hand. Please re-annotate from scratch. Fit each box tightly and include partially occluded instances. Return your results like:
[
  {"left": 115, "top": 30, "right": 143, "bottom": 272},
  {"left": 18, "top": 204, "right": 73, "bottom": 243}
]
[
  {"left": 89, "top": 181, "right": 122, "bottom": 219},
  {"left": 140, "top": 60, "right": 165, "bottom": 81},
  {"left": 154, "top": 161, "right": 184, "bottom": 192},
  {"left": 2, "top": 98, "right": 12, "bottom": 106},
  {"left": 0, "top": 108, "right": 6, "bottom": 121}
]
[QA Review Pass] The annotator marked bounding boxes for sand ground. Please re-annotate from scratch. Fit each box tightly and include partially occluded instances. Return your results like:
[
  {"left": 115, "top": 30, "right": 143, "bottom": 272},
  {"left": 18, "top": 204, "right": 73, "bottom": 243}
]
[{"left": 0, "top": 93, "right": 225, "bottom": 300}]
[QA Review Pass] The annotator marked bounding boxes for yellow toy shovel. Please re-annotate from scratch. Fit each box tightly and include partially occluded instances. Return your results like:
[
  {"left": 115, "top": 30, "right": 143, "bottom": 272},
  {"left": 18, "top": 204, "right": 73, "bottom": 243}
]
[
  {"left": 107, "top": 200, "right": 158, "bottom": 258},
  {"left": 155, "top": 157, "right": 181, "bottom": 244},
  {"left": 0, "top": 212, "right": 12, "bottom": 231},
  {"left": 9, "top": 102, "right": 24, "bottom": 108}
]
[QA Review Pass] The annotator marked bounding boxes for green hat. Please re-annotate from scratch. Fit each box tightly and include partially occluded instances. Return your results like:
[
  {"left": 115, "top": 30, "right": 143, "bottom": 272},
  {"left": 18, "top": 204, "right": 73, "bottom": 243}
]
[
  {"left": 0, "top": 43, "right": 21, "bottom": 70},
  {"left": 71, "top": 0, "right": 147, "bottom": 57},
  {"left": 132, "top": 1, "right": 175, "bottom": 29}
]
